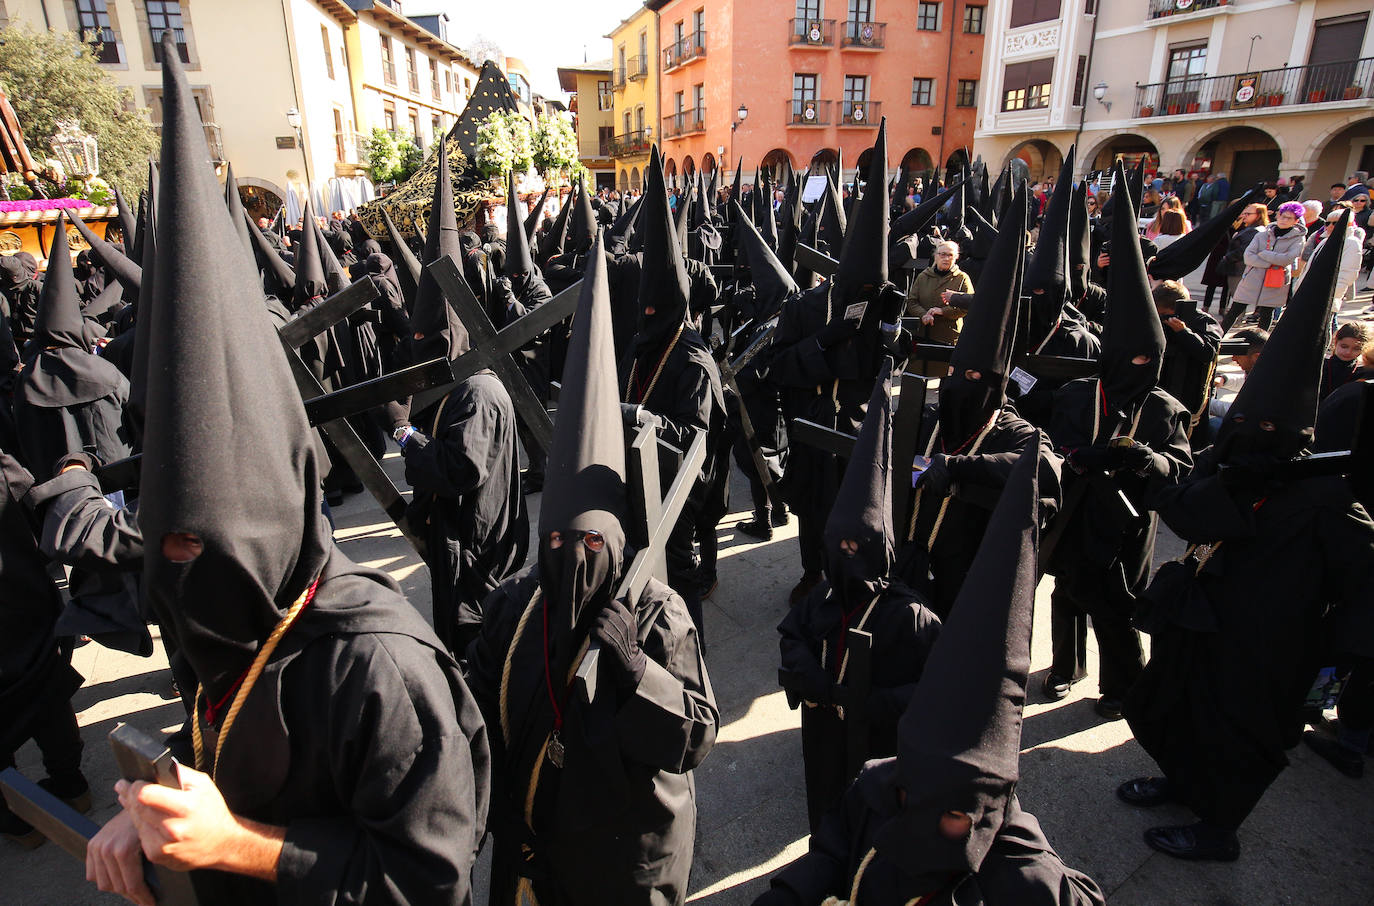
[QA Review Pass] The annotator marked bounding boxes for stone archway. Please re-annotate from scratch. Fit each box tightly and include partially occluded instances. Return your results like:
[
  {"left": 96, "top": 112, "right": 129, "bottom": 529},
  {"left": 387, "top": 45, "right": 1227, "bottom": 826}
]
[
  {"left": 1004, "top": 139, "right": 1062, "bottom": 183},
  {"left": 234, "top": 176, "right": 289, "bottom": 221},
  {"left": 700, "top": 152, "right": 716, "bottom": 177},
  {"left": 630, "top": 167, "right": 642, "bottom": 192},
  {"left": 683, "top": 155, "right": 696, "bottom": 180},
  {"left": 1304, "top": 115, "right": 1374, "bottom": 194},
  {"left": 1081, "top": 133, "right": 1158, "bottom": 180},
  {"left": 761, "top": 147, "right": 794, "bottom": 183},
  {"left": 1177, "top": 126, "right": 1282, "bottom": 199},
  {"left": 619, "top": 168, "right": 630, "bottom": 191},
  {"left": 665, "top": 158, "right": 678, "bottom": 190},
  {"left": 810, "top": 147, "right": 838, "bottom": 171}
]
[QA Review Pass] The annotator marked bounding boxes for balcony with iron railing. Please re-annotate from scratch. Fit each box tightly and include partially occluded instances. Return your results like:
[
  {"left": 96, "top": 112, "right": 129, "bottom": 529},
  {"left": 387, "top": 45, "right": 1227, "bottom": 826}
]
[
  {"left": 614, "top": 67, "right": 627, "bottom": 89},
  {"left": 1133, "top": 57, "right": 1373, "bottom": 120},
  {"left": 1146, "top": 0, "right": 1231, "bottom": 24},
  {"left": 431, "top": 76, "right": 441, "bottom": 100},
  {"left": 598, "top": 136, "right": 614, "bottom": 157},
  {"left": 382, "top": 60, "right": 396, "bottom": 87},
  {"left": 610, "top": 131, "right": 651, "bottom": 157},
  {"left": 662, "top": 108, "right": 706, "bottom": 139},
  {"left": 628, "top": 55, "right": 648, "bottom": 81},
  {"left": 785, "top": 98, "right": 832, "bottom": 126},
  {"left": 839, "top": 99, "right": 880, "bottom": 125},
  {"left": 407, "top": 68, "right": 420, "bottom": 94},
  {"left": 840, "top": 20, "right": 885, "bottom": 49},
  {"left": 789, "top": 18, "right": 836, "bottom": 47},
  {"left": 663, "top": 31, "right": 707, "bottom": 71}
]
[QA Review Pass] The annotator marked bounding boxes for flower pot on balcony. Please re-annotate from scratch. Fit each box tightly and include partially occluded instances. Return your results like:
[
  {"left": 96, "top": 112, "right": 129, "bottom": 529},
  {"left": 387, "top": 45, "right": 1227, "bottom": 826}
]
[
  {"left": 1185, "top": 102, "right": 1200, "bottom": 113},
  {"left": 1266, "top": 93, "right": 1284, "bottom": 106},
  {"left": 1139, "top": 105, "right": 1154, "bottom": 117},
  {"left": 1167, "top": 104, "right": 1182, "bottom": 116},
  {"left": 1344, "top": 86, "right": 1363, "bottom": 100},
  {"left": 1308, "top": 89, "right": 1327, "bottom": 103},
  {"left": 1209, "top": 99, "right": 1225, "bottom": 111}
]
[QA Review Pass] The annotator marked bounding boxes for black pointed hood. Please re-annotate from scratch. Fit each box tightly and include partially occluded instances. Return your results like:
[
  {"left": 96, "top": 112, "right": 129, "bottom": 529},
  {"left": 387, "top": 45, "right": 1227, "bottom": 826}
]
[
  {"left": 504, "top": 172, "right": 535, "bottom": 277},
  {"left": 1216, "top": 209, "right": 1349, "bottom": 462},
  {"left": 311, "top": 215, "right": 350, "bottom": 294},
  {"left": 890, "top": 176, "right": 965, "bottom": 242},
  {"left": 66, "top": 208, "right": 142, "bottom": 295},
  {"left": 1148, "top": 189, "right": 1255, "bottom": 281},
  {"left": 941, "top": 184, "right": 1026, "bottom": 446},
  {"left": 524, "top": 186, "right": 550, "bottom": 243},
  {"left": 823, "top": 357, "right": 895, "bottom": 608},
  {"left": 540, "top": 186, "right": 573, "bottom": 262},
  {"left": 381, "top": 207, "right": 421, "bottom": 308},
  {"left": 1068, "top": 178, "right": 1090, "bottom": 300},
  {"left": 607, "top": 194, "right": 643, "bottom": 257},
  {"left": 753, "top": 170, "right": 779, "bottom": 252},
  {"left": 567, "top": 177, "right": 597, "bottom": 256},
  {"left": 1023, "top": 145, "right": 1075, "bottom": 303},
  {"left": 633, "top": 145, "right": 691, "bottom": 356},
  {"left": 733, "top": 200, "right": 797, "bottom": 312},
  {"left": 246, "top": 209, "right": 296, "bottom": 298},
  {"left": 224, "top": 163, "right": 252, "bottom": 255},
  {"left": 128, "top": 173, "right": 159, "bottom": 434},
  {"left": 138, "top": 31, "right": 331, "bottom": 704},
  {"left": 31, "top": 215, "right": 87, "bottom": 351},
  {"left": 675, "top": 171, "right": 692, "bottom": 241},
  {"left": 411, "top": 137, "right": 470, "bottom": 362},
  {"left": 539, "top": 229, "right": 626, "bottom": 628},
  {"left": 876, "top": 443, "right": 1040, "bottom": 882},
  {"left": 833, "top": 118, "right": 888, "bottom": 294},
  {"left": 131, "top": 187, "right": 148, "bottom": 266},
  {"left": 728, "top": 160, "right": 743, "bottom": 223},
  {"left": 292, "top": 202, "right": 328, "bottom": 307},
  {"left": 113, "top": 186, "right": 137, "bottom": 249},
  {"left": 816, "top": 171, "right": 847, "bottom": 256},
  {"left": 1099, "top": 160, "right": 1165, "bottom": 416}
]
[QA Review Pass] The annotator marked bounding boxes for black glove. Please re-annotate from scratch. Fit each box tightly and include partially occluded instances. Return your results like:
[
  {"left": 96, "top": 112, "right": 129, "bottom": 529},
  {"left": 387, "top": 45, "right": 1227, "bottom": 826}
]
[
  {"left": 1111, "top": 440, "right": 1155, "bottom": 474},
  {"left": 878, "top": 281, "right": 907, "bottom": 324},
  {"left": 918, "top": 453, "right": 953, "bottom": 498},
  {"left": 594, "top": 598, "right": 647, "bottom": 689},
  {"left": 817, "top": 316, "right": 860, "bottom": 350},
  {"left": 799, "top": 665, "right": 833, "bottom": 706},
  {"left": 383, "top": 398, "right": 412, "bottom": 432},
  {"left": 1069, "top": 445, "right": 1113, "bottom": 473},
  {"left": 493, "top": 275, "right": 517, "bottom": 309}
]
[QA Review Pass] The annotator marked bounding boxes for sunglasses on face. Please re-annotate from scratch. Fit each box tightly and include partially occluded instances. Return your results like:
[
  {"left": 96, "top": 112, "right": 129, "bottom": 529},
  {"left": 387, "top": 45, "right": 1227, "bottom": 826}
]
[{"left": 548, "top": 530, "right": 606, "bottom": 552}]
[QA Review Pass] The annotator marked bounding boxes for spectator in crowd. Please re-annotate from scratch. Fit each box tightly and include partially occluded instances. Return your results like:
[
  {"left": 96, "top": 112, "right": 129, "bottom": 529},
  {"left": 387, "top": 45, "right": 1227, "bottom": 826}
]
[
  {"left": 1140, "top": 188, "right": 1162, "bottom": 220},
  {"left": 905, "top": 240, "right": 974, "bottom": 376},
  {"left": 1328, "top": 183, "right": 1350, "bottom": 213},
  {"left": 1221, "top": 203, "right": 1267, "bottom": 308},
  {"left": 1146, "top": 197, "right": 1191, "bottom": 240},
  {"left": 1299, "top": 204, "right": 1366, "bottom": 303},
  {"left": 1344, "top": 170, "right": 1371, "bottom": 200},
  {"left": 1262, "top": 183, "right": 1286, "bottom": 214},
  {"left": 1209, "top": 172, "right": 1231, "bottom": 217},
  {"left": 1320, "top": 321, "right": 1369, "bottom": 401},
  {"left": 1207, "top": 327, "right": 1268, "bottom": 434},
  {"left": 1224, "top": 201, "right": 1305, "bottom": 332}
]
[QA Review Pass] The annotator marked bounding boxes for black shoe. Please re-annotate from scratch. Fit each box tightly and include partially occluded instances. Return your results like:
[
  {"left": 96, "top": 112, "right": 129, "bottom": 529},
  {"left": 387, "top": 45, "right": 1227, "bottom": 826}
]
[
  {"left": 788, "top": 571, "right": 822, "bottom": 606},
  {"left": 1303, "top": 730, "right": 1365, "bottom": 779},
  {"left": 1144, "top": 822, "right": 1240, "bottom": 862},
  {"left": 735, "top": 511, "right": 772, "bottom": 541},
  {"left": 520, "top": 473, "right": 543, "bottom": 496},
  {"left": 325, "top": 491, "right": 345, "bottom": 508},
  {"left": 0, "top": 807, "right": 42, "bottom": 849},
  {"left": 1042, "top": 673, "right": 1076, "bottom": 700},
  {"left": 1117, "top": 776, "right": 1173, "bottom": 807},
  {"left": 1095, "top": 697, "right": 1124, "bottom": 721},
  {"left": 771, "top": 503, "right": 790, "bottom": 527},
  {"left": 38, "top": 775, "right": 91, "bottom": 814}
]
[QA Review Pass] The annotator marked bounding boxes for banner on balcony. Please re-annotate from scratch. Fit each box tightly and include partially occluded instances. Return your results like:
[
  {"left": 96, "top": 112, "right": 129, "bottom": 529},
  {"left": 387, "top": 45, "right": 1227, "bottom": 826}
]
[{"left": 1232, "top": 73, "right": 1260, "bottom": 109}]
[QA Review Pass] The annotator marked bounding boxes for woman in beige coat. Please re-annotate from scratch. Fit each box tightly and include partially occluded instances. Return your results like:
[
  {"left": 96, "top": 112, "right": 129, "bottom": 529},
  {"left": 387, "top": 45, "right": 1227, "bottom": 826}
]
[
  {"left": 1224, "top": 201, "right": 1307, "bottom": 331},
  {"left": 906, "top": 240, "right": 975, "bottom": 376}
]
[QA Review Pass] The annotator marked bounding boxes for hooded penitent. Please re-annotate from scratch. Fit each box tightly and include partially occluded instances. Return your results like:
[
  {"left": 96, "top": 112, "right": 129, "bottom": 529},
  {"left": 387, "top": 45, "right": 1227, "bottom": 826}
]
[
  {"left": 889, "top": 176, "right": 965, "bottom": 242},
  {"left": 734, "top": 200, "right": 798, "bottom": 315},
  {"left": 1214, "top": 209, "right": 1349, "bottom": 462},
  {"left": 567, "top": 177, "right": 597, "bottom": 257},
  {"left": 539, "top": 228, "right": 626, "bottom": 630},
  {"left": 1147, "top": 189, "right": 1255, "bottom": 282},
  {"left": 524, "top": 186, "right": 550, "bottom": 244},
  {"left": 381, "top": 207, "right": 422, "bottom": 308},
  {"left": 874, "top": 442, "right": 1041, "bottom": 886},
  {"left": 505, "top": 171, "right": 535, "bottom": 278},
  {"left": 138, "top": 31, "right": 332, "bottom": 704},
  {"left": 127, "top": 185, "right": 158, "bottom": 435},
  {"left": 16, "top": 215, "right": 126, "bottom": 411},
  {"left": 822, "top": 357, "right": 896, "bottom": 609},
  {"left": 539, "top": 187, "right": 573, "bottom": 263},
  {"left": 291, "top": 202, "right": 328, "bottom": 309},
  {"left": 633, "top": 145, "right": 692, "bottom": 358},
  {"left": 245, "top": 209, "right": 296, "bottom": 298},
  {"left": 1068, "top": 179, "right": 1090, "bottom": 301},
  {"left": 815, "top": 172, "right": 847, "bottom": 256},
  {"left": 224, "top": 163, "right": 253, "bottom": 256},
  {"left": 833, "top": 118, "right": 889, "bottom": 297},
  {"left": 409, "top": 136, "right": 470, "bottom": 363},
  {"left": 939, "top": 183, "right": 1026, "bottom": 448},
  {"left": 1098, "top": 160, "right": 1166, "bottom": 418},
  {"left": 1023, "top": 146, "right": 1075, "bottom": 345},
  {"left": 66, "top": 209, "right": 142, "bottom": 296},
  {"left": 753, "top": 170, "right": 779, "bottom": 252},
  {"left": 113, "top": 186, "right": 138, "bottom": 250}
]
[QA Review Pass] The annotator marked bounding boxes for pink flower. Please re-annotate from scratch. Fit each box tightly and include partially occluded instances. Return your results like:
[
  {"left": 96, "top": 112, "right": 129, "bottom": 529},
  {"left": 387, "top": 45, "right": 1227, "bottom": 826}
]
[{"left": 0, "top": 198, "right": 96, "bottom": 213}]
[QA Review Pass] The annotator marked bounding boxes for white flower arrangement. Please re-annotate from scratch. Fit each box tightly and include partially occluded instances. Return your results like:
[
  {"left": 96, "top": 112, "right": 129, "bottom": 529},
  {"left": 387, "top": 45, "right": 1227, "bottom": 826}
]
[{"left": 475, "top": 111, "right": 534, "bottom": 179}]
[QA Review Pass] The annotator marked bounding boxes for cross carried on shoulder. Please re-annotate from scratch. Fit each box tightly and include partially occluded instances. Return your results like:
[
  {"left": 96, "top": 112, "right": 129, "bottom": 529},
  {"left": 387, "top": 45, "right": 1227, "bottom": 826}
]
[{"left": 717, "top": 318, "right": 780, "bottom": 501}]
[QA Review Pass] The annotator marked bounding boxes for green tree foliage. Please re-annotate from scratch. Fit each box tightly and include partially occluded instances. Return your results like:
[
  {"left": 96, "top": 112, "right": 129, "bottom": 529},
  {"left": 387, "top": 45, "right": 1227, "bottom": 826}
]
[{"left": 0, "top": 25, "right": 158, "bottom": 196}]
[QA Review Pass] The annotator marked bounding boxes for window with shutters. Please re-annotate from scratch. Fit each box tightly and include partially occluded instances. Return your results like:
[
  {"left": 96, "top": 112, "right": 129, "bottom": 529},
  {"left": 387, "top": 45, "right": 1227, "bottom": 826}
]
[
  {"left": 1002, "top": 58, "right": 1053, "bottom": 111},
  {"left": 1008, "top": 0, "right": 1059, "bottom": 29},
  {"left": 911, "top": 78, "right": 935, "bottom": 106},
  {"left": 381, "top": 36, "right": 396, "bottom": 86},
  {"left": 956, "top": 79, "right": 977, "bottom": 107}
]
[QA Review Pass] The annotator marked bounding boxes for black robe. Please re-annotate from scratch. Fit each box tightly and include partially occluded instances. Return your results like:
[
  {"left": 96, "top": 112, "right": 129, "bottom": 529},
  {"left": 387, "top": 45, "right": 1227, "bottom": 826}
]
[
  {"left": 1158, "top": 307, "right": 1221, "bottom": 438},
  {"left": 899, "top": 410, "right": 1056, "bottom": 618},
  {"left": 404, "top": 371, "right": 528, "bottom": 656},
  {"left": 757, "top": 761, "right": 1105, "bottom": 906},
  {"left": 1012, "top": 310, "right": 1102, "bottom": 430},
  {"left": 172, "top": 548, "right": 491, "bottom": 906},
  {"left": 778, "top": 580, "right": 941, "bottom": 830},
  {"left": 0, "top": 451, "right": 83, "bottom": 764},
  {"left": 725, "top": 287, "right": 788, "bottom": 505},
  {"left": 1126, "top": 457, "right": 1374, "bottom": 829},
  {"left": 464, "top": 569, "right": 718, "bottom": 906},
  {"left": 13, "top": 349, "right": 132, "bottom": 480}
]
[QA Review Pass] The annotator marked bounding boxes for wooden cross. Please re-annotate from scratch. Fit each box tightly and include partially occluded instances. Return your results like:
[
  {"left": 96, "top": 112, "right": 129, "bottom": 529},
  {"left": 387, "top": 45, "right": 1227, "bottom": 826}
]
[{"left": 717, "top": 319, "right": 781, "bottom": 502}]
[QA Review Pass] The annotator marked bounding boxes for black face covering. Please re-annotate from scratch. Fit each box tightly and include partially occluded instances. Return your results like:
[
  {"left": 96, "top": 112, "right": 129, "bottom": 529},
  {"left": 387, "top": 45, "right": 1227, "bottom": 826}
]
[
  {"left": 537, "top": 529, "right": 622, "bottom": 636},
  {"left": 937, "top": 373, "right": 999, "bottom": 451},
  {"left": 1098, "top": 160, "right": 1164, "bottom": 418},
  {"left": 634, "top": 146, "right": 691, "bottom": 356}
]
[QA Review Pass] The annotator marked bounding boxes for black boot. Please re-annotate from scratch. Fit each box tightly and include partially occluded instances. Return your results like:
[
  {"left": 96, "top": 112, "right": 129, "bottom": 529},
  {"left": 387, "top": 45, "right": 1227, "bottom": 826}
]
[
  {"left": 771, "top": 502, "right": 790, "bottom": 527},
  {"left": 736, "top": 507, "right": 772, "bottom": 541},
  {"left": 1144, "top": 822, "right": 1240, "bottom": 862}
]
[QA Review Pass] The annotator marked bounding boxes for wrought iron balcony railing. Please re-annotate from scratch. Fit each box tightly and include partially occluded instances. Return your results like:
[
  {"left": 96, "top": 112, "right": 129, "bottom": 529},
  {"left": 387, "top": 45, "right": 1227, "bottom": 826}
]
[
  {"left": 1133, "top": 57, "right": 1373, "bottom": 118},
  {"left": 789, "top": 18, "right": 836, "bottom": 46},
  {"left": 664, "top": 30, "right": 707, "bottom": 70},
  {"left": 841, "top": 20, "right": 885, "bottom": 49},
  {"left": 839, "top": 99, "right": 881, "bottom": 125},
  {"left": 1147, "top": 0, "right": 1229, "bottom": 21},
  {"left": 628, "top": 55, "right": 648, "bottom": 81},
  {"left": 610, "top": 131, "right": 651, "bottom": 158},
  {"left": 662, "top": 108, "right": 706, "bottom": 139},
  {"left": 786, "top": 98, "right": 832, "bottom": 125}
]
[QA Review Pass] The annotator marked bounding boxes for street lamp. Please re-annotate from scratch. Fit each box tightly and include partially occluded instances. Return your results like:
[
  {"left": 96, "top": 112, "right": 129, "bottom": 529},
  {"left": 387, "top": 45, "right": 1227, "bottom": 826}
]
[
  {"left": 52, "top": 121, "right": 100, "bottom": 179},
  {"left": 730, "top": 104, "right": 748, "bottom": 183},
  {"left": 1092, "top": 82, "right": 1111, "bottom": 113},
  {"left": 285, "top": 107, "right": 312, "bottom": 201}
]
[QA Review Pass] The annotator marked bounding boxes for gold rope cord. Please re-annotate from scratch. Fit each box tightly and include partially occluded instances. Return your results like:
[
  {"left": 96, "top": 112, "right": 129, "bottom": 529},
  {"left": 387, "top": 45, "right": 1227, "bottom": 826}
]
[
  {"left": 904, "top": 409, "right": 1002, "bottom": 548},
  {"left": 624, "top": 324, "right": 685, "bottom": 407}
]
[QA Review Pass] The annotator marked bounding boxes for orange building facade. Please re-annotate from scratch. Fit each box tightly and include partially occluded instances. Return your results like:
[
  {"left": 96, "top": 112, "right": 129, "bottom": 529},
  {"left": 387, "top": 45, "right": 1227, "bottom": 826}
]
[{"left": 646, "top": 0, "right": 986, "bottom": 186}]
